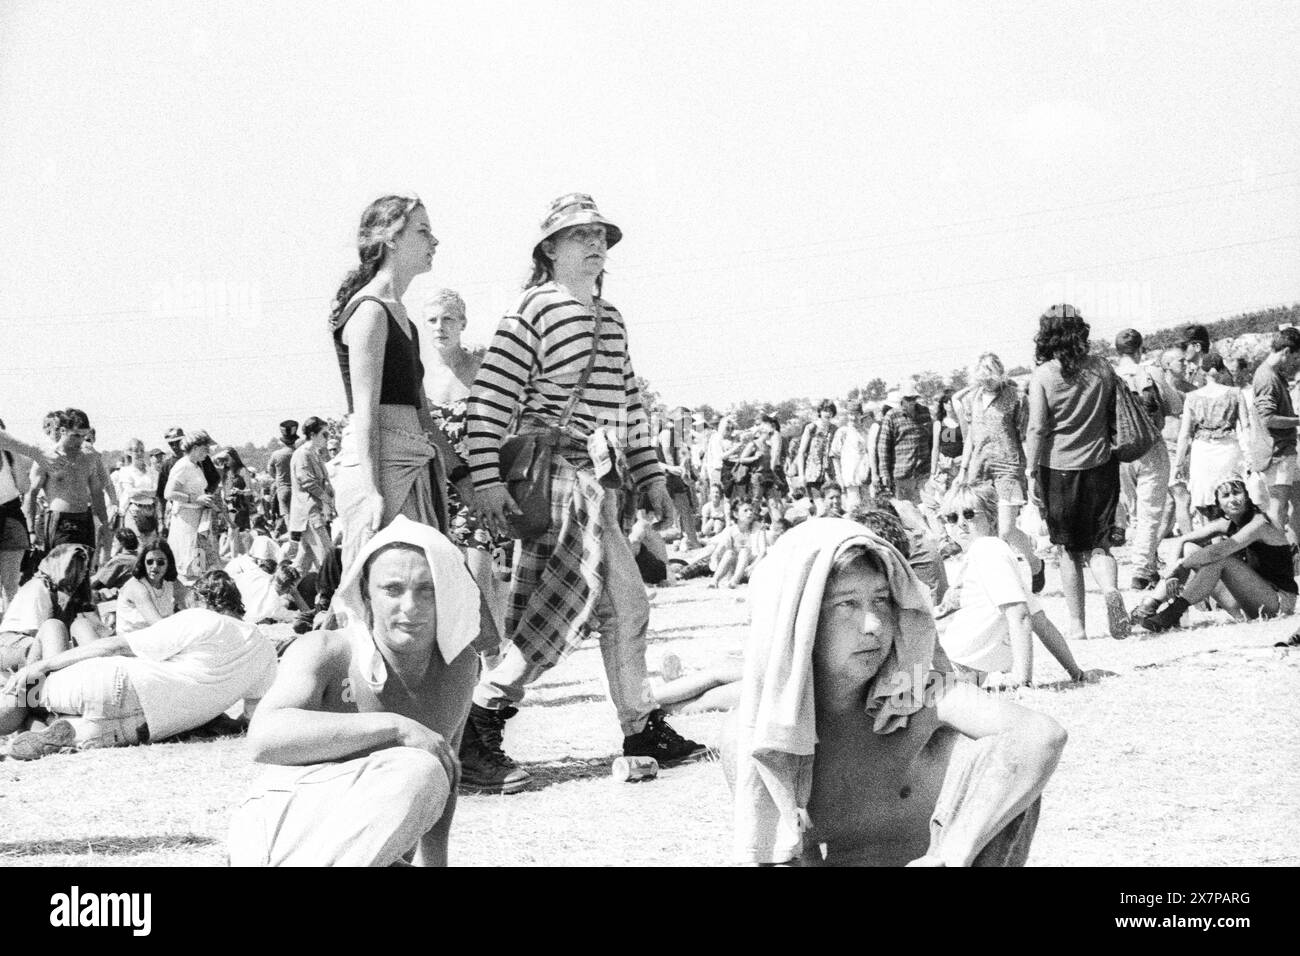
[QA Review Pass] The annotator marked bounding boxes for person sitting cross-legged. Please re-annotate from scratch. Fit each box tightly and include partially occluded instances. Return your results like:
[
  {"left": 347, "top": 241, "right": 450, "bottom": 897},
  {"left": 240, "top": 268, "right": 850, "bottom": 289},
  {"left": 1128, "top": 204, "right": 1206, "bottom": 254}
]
[
  {"left": 227, "top": 516, "right": 479, "bottom": 867},
  {"left": 2, "top": 569, "right": 277, "bottom": 758},
  {"left": 726, "top": 518, "right": 1068, "bottom": 866},
  {"left": 1132, "top": 477, "right": 1298, "bottom": 632}
]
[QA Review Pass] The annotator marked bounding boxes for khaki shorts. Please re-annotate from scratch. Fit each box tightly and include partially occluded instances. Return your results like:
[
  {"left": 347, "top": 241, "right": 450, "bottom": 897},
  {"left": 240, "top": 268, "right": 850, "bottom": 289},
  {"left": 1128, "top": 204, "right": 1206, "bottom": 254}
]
[{"left": 1261, "top": 453, "right": 1300, "bottom": 489}]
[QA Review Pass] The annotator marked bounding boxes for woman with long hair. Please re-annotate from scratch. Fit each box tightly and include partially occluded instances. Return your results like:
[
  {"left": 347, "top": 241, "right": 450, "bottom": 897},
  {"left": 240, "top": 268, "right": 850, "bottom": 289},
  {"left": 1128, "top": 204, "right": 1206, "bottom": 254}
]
[
  {"left": 1024, "top": 305, "right": 1128, "bottom": 639},
  {"left": 116, "top": 540, "right": 189, "bottom": 634},
  {"left": 794, "top": 399, "right": 839, "bottom": 493},
  {"left": 328, "top": 195, "right": 469, "bottom": 569},
  {"left": 958, "top": 352, "right": 1045, "bottom": 590},
  {"left": 164, "top": 430, "right": 219, "bottom": 585},
  {"left": 214, "top": 447, "right": 255, "bottom": 559},
  {"left": 1133, "top": 477, "right": 1296, "bottom": 630}
]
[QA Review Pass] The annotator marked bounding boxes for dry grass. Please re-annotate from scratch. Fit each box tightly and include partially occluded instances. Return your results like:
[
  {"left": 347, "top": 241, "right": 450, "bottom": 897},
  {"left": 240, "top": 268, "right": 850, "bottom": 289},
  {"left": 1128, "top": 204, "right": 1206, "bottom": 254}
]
[{"left": 2, "top": 551, "right": 1297, "bottom": 867}]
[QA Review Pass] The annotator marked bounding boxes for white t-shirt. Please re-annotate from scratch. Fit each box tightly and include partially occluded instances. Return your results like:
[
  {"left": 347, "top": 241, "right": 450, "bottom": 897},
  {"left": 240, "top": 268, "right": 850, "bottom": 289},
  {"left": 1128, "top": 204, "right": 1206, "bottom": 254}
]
[
  {"left": 115, "top": 577, "right": 182, "bottom": 634},
  {"left": 940, "top": 536, "right": 1038, "bottom": 673},
  {"left": 123, "top": 608, "right": 277, "bottom": 740},
  {"left": 231, "top": 565, "right": 293, "bottom": 623},
  {"left": 0, "top": 577, "right": 55, "bottom": 634},
  {"left": 832, "top": 425, "right": 870, "bottom": 487},
  {"left": 115, "top": 465, "right": 159, "bottom": 505}
]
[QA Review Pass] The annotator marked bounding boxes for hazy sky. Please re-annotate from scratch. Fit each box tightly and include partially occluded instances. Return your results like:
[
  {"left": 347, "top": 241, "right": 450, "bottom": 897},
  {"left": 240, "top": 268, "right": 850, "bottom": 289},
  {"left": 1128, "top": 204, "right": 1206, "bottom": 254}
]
[{"left": 2, "top": 1, "right": 1298, "bottom": 450}]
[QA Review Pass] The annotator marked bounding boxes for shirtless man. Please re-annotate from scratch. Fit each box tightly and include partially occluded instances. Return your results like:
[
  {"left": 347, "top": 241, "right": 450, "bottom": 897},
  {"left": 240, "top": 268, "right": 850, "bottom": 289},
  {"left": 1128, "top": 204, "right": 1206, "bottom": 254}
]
[
  {"left": 730, "top": 519, "right": 1066, "bottom": 866},
  {"left": 27, "top": 410, "right": 108, "bottom": 615},
  {"left": 228, "top": 516, "right": 478, "bottom": 867}
]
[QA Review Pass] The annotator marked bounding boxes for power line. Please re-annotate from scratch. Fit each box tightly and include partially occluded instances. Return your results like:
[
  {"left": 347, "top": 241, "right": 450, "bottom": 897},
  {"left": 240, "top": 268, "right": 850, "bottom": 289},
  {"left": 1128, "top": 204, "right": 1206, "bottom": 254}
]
[{"left": 1, "top": 168, "right": 1295, "bottom": 326}]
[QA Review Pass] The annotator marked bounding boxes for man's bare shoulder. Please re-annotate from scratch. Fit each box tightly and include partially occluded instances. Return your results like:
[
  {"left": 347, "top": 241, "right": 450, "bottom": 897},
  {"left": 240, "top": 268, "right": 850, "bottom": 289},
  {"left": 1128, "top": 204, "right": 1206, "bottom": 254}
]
[{"left": 281, "top": 628, "right": 350, "bottom": 671}]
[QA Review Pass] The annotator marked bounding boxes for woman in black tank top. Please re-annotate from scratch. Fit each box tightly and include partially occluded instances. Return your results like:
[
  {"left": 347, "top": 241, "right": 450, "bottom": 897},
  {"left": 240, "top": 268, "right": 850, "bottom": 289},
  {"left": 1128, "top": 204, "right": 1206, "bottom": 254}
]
[
  {"left": 326, "top": 195, "right": 470, "bottom": 570},
  {"left": 1133, "top": 477, "right": 1298, "bottom": 631}
]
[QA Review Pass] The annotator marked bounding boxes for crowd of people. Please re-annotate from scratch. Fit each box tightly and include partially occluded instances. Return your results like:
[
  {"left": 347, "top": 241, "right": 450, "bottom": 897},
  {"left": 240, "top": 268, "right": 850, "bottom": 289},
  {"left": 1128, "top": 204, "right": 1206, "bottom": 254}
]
[{"left": 3, "top": 189, "right": 1297, "bottom": 868}]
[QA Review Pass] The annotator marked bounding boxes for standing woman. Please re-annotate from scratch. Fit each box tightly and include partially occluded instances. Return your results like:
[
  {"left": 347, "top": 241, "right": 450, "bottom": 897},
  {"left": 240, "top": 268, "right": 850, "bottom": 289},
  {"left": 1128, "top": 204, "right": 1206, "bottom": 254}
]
[
  {"left": 958, "top": 352, "right": 1045, "bottom": 589},
  {"left": 657, "top": 406, "right": 703, "bottom": 549},
  {"left": 114, "top": 439, "right": 160, "bottom": 549},
  {"left": 931, "top": 391, "right": 964, "bottom": 482},
  {"left": 165, "top": 430, "right": 218, "bottom": 585},
  {"left": 214, "top": 448, "right": 255, "bottom": 558},
  {"left": 1173, "top": 352, "right": 1243, "bottom": 523},
  {"left": 328, "top": 195, "right": 469, "bottom": 569},
  {"left": 794, "top": 400, "right": 839, "bottom": 494},
  {"left": 1024, "top": 305, "right": 1128, "bottom": 639}
]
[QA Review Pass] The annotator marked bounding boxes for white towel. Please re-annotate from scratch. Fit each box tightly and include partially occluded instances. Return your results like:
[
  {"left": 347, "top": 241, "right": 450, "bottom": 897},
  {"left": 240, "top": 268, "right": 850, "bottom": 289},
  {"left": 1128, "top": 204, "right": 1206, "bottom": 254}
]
[
  {"left": 732, "top": 517, "right": 938, "bottom": 864},
  {"left": 329, "top": 515, "right": 480, "bottom": 693}
]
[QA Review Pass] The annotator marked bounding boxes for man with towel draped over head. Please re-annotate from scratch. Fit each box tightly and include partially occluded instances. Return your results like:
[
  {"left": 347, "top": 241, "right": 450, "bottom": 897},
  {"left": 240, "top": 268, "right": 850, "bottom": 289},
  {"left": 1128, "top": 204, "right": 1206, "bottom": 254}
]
[
  {"left": 727, "top": 517, "right": 1067, "bottom": 866},
  {"left": 228, "top": 516, "right": 479, "bottom": 867}
]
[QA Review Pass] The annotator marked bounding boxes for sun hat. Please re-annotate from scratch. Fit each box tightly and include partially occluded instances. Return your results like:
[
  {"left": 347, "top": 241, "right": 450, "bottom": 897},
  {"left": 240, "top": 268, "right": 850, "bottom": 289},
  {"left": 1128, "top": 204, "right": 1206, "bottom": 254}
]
[
  {"left": 534, "top": 193, "right": 622, "bottom": 258},
  {"left": 899, "top": 382, "right": 919, "bottom": 398},
  {"left": 163, "top": 426, "right": 185, "bottom": 443}
]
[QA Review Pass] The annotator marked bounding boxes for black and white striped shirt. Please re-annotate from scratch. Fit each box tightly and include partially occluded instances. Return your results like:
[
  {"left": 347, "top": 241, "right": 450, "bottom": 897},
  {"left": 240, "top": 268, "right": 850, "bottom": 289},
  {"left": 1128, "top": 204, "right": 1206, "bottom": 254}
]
[{"left": 465, "top": 283, "right": 663, "bottom": 491}]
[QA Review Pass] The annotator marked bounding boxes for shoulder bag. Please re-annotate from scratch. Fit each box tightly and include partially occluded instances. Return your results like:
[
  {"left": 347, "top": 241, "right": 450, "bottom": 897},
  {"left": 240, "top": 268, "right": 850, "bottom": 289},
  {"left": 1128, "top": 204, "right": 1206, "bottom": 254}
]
[
  {"left": 1112, "top": 367, "right": 1161, "bottom": 463},
  {"left": 497, "top": 301, "right": 605, "bottom": 539}
]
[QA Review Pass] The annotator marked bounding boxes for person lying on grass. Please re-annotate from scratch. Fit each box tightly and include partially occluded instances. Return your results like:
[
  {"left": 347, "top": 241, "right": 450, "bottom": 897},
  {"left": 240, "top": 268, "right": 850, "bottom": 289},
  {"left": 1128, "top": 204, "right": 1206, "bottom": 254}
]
[
  {"left": 727, "top": 518, "right": 1068, "bottom": 866},
  {"left": 1, "top": 569, "right": 276, "bottom": 758},
  {"left": 1132, "top": 477, "right": 1298, "bottom": 632},
  {"left": 227, "top": 516, "right": 480, "bottom": 867},
  {"left": 934, "top": 482, "right": 1100, "bottom": 688}
]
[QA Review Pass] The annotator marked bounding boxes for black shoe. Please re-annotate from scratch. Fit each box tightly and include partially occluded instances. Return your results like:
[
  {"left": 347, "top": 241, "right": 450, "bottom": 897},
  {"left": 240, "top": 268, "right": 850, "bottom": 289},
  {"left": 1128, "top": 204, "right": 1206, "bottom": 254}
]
[
  {"left": 1136, "top": 597, "right": 1188, "bottom": 633},
  {"left": 1107, "top": 527, "right": 1127, "bottom": 548},
  {"left": 622, "top": 709, "right": 706, "bottom": 765},
  {"left": 458, "top": 704, "right": 531, "bottom": 795},
  {"left": 1131, "top": 575, "right": 1157, "bottom": 591}
]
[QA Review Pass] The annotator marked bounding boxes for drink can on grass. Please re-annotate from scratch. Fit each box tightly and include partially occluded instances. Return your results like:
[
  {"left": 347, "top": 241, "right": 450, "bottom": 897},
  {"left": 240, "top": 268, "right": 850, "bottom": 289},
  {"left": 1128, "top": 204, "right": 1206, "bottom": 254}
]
[{"left": 611, "top": 756, "right": 659, "bottom": 782}]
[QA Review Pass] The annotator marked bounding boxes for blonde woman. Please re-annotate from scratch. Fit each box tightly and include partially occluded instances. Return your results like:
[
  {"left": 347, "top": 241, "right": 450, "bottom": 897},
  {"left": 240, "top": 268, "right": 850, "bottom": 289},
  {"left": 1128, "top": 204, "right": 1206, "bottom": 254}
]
[
  {"left": 958, "top": 352, "right": 1045, "bottom": 592},
  {"left": 938, "top": 482, "right": 1095, "bottom": 689}
]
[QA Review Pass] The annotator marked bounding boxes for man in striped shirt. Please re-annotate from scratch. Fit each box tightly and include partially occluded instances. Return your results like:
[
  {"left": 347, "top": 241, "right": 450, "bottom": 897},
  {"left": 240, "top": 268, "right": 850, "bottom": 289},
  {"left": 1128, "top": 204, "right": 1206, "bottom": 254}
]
[{"left": 460, "top": 194, "right": 704, "bottom": 793}]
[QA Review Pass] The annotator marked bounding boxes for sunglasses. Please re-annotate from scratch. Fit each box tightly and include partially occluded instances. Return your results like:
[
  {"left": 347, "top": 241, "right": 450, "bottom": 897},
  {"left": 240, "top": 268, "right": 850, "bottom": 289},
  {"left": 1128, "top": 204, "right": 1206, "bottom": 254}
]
[
  {"left": 943, "top": 509, "right": 979, "bottom": 523},
  {"left": 145, "top": 558, "right": 169, "bottom": 566}
]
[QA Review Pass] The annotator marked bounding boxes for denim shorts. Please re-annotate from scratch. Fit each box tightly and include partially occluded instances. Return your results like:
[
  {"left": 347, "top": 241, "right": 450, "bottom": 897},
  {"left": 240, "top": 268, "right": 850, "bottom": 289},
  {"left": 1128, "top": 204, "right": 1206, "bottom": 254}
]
[{"left": 38, "top": 657, "right": 149, "bottom": 749}]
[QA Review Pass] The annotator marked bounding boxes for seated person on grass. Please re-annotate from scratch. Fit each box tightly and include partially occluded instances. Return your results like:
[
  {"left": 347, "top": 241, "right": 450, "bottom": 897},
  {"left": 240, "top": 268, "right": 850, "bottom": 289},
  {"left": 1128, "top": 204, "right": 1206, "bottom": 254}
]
[
  {"left": 705, "top": 498, "right": 768, "bottom": 588},
  {"left": 1133, "top": 477, "right": 1298, "bottom": 632},
  {"left": 727, "top": 518, "right": 1067, "bottom": 866},
  {"left": 90, "top": 528, "right": 140, "bottom": 602},
  {"left": 699, "top": 484, "right": 730, "bottom": 538},
  {"left": 227, "top": 516, "right": 479, "bottom": 868},
  {"left": 933, "top": 482, "right": 1098, "bottom": 689},
  {"left": 0, "top": 544, "right": 98, "bottom": 671},
  {"left": 1, "top": 569, "right": 277, "bottom": 758},
  {"left": 115, "top": 540, "right": 190, "bottom": 635}
]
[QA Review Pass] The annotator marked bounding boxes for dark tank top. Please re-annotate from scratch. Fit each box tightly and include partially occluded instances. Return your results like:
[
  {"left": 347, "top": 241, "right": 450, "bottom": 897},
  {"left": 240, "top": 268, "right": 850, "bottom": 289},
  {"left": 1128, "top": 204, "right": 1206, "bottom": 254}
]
[
  {"left": 1229, "top": 518, "right": 1298, "bottom": 594},
  {"left": 333, "top": 295, "right": 424, "bottom": 413}
]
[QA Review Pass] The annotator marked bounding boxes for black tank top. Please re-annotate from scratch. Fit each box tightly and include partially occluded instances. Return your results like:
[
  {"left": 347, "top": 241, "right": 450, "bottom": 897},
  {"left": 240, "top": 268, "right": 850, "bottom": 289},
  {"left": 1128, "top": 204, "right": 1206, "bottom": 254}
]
[
  {"left": 333, "top": 295, "right": 424, "bottom": 413},
  {"left": 1229, "top": 518, "right": 1298, "bottom": 594}
]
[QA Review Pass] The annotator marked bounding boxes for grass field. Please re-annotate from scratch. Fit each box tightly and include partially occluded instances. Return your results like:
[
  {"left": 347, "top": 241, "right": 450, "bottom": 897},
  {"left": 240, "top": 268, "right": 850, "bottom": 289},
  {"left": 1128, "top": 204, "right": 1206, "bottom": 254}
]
[{"left": 2, "top": 555, "right": 1298, "bottom": 867}]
